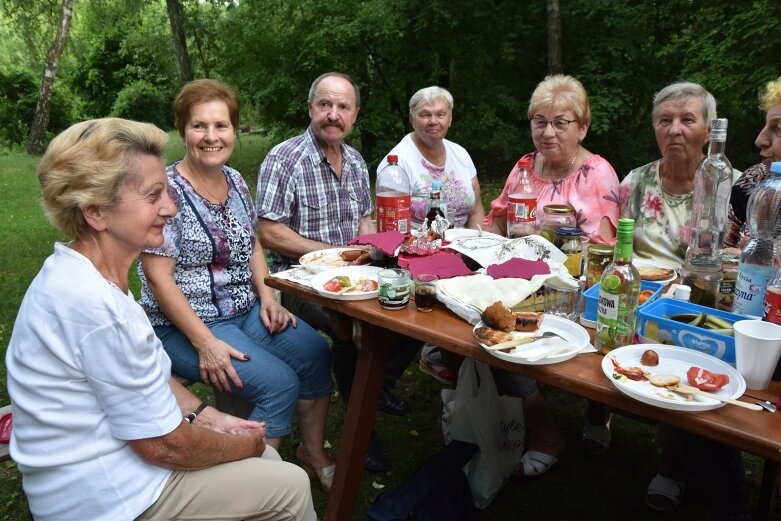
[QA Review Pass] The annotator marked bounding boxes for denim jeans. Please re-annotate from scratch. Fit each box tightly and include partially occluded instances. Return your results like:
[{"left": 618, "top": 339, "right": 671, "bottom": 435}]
[{"left": 155, "top": 301, "right": 332, "bottom": 438}]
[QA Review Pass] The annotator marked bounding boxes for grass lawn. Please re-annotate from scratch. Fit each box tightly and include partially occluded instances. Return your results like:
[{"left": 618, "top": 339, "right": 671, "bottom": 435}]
[{"left": 0, "top": 135, "right": 779, "bottom": 520}]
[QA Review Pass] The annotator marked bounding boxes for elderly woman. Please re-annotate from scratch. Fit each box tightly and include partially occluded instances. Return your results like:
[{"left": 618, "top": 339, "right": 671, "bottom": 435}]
[
  {"left": 617, "top": 82, "right": 750, "bottom": 518},
  {"left": 724, "top": 76, "right": 781, "bottom": 248},
  {"left": 6, "top": 118, "right": 316, "bottom": 520},
  {"left": 139, "top": 80, "right": 335, "bottom": 491},
  {"left": 485, "top": 74, "right": 620, "bottom": 244}
]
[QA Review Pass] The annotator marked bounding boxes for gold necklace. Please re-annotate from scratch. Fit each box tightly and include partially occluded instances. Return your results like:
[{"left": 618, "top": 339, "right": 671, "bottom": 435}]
[
  {"left": 542, "top": 148, "right": 579, "bottom": 180},
  {"left": 658, "top": 160, "right": 691, "bottom": 209}
]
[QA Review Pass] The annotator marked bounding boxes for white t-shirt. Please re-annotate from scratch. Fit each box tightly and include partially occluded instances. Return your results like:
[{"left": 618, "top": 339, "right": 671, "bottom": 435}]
[
  {"left": 6, "top": 243, "right": 182, "bottom": 521},
  {"left": 379, "top": 133, "right": 477, "bottom": 228}
]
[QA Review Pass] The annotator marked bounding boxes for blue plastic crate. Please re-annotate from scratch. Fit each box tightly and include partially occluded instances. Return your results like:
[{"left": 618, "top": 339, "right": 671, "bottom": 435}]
[
  {"left": 583, "top": 280, "right": 664, "bottom": 322},
  {"left": 637, "top": 299, "right": 742, "bottom": 365}
]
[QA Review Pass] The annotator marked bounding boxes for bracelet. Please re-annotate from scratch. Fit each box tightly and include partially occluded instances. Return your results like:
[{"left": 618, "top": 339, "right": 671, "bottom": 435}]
[{"left": 184, "top": 402, "right": 207, "bottom": 424}]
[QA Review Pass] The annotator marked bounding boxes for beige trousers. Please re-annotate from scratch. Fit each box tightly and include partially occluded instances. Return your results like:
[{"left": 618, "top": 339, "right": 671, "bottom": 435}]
[{"left": 137, "top": 446, "right": 317, "bottom": 520}]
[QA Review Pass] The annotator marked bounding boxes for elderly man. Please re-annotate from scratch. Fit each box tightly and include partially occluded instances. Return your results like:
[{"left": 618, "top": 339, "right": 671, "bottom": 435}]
[{"left": 256, "top": 72, "right": 420, "bottom": 473}]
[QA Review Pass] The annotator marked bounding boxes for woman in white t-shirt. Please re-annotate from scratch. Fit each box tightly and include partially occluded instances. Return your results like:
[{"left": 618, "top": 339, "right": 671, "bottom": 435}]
[{"left": 6, "top": 118, "right": 315, "bottom": 521}]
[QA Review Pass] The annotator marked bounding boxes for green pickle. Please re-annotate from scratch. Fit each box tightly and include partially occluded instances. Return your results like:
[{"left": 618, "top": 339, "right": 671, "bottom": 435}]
[{"left": 595, "top": 218, "right": 641, "bottom": 354}]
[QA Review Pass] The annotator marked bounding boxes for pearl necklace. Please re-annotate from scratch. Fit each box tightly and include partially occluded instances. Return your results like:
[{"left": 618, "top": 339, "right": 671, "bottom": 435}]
[{"left": 542, "top": 148, "right": 579, "bottom": 180}]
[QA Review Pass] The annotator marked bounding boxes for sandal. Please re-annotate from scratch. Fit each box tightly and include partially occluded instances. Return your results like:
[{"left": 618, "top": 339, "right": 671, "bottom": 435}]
[
  {"left": 514, "top": 450, "right": 559, "bottom": 477},
  {"left": 646, "top": 473, "right": 685, "bottom": 511},
  {"left": 296, "top": 445, "right": 335, "bottom": 493},
  {"left": 582, "top": 420, "right": 611, "bottom": 455}
]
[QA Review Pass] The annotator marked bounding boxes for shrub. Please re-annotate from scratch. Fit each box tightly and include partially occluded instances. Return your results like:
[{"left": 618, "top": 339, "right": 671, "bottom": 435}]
[{"left": 110, "top": 80, "right": 172, "bottom": 129}]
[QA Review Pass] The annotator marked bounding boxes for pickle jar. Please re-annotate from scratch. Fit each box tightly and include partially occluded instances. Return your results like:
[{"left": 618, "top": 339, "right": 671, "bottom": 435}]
[
  {"left": 555, "top": 227, "right": 583, "bottom": 278},
  {"left": 586, "top": 243, "right": 614, "bottom": 288},
  {"left": 716, "top": 253, "right": 740, "bottom": 311},
  {"left": 539, "top": 204, "right": 577, "bottom": 243}
]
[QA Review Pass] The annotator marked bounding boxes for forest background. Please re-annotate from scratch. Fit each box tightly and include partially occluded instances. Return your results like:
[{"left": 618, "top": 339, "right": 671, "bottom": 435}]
[{"left": 2, "top": 0, "right": 781, "bottom": 176}]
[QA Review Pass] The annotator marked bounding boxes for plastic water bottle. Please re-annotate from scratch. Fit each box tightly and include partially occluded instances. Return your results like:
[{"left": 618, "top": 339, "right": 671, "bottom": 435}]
[
  {"left": 376, "top": 155, "right": 411, "bottom": 233},
  {"left": 425, "top": 179, "right": 448, "bottom": 227},
  {"left": 506, "top": 157, "right": 537, "bottom": 238},
  {"left": 733, "top": 161, "right": 781, "bottom": 316}
]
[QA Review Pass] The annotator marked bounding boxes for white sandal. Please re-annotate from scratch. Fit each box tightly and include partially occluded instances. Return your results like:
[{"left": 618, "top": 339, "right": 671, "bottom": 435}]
[
  {"left": 515, "top": 450, "right": 559, "bottom": 477},
  {"left": 646, "top": 473, "right": 685, "bottom": 511}
]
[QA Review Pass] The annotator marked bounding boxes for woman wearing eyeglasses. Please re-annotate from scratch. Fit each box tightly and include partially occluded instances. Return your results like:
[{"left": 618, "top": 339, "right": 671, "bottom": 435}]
[{"left": 485, "top": 74, "right": 620, "bottom": 244}]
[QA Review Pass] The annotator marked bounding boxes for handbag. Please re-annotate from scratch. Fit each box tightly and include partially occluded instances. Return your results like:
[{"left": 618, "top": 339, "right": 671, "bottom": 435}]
[{"left": 441, "top": 358, "right": 525, "bottom": 509}]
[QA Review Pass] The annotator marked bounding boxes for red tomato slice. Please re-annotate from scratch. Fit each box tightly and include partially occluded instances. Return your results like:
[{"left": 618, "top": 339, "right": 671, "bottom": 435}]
[
  {"left": 687, "top": 366, "right": 730, "bottom": 392},
  {"left": 323, "top": 279, "right": 343, "bottom": 293}
]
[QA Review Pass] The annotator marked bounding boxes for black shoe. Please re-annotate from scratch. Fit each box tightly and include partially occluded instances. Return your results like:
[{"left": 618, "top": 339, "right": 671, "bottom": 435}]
[
  {"left": 378, "top": 386, "right": 411, "bottom": 416},
  {"left": 364, "top": 434, "right": 391, "bottom": 473}
]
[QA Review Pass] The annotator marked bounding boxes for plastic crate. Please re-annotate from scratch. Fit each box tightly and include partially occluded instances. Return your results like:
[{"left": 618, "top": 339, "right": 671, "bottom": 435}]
[
  {"left": 583, "top": 280, "right": 664, "bottom": 322},
  {"left": 637, "top": 298, "right": 742, "bottom": 365}
]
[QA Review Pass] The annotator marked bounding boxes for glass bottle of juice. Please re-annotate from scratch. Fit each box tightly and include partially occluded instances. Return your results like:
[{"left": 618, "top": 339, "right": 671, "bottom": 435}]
[{"left": 595, "top": 218, "right": 641, "bottom": 354}]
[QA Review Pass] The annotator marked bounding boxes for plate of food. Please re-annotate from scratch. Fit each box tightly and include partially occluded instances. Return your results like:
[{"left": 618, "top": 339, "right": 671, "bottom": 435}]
[
  {"left": 310, "top": 266, "right": 384, "bottom": 300},
  {"left": 299, "top": 247, "right": 371, "bottom": 273},
  {"left": 601, "top": 344, "right": 745, "bottom": 411},
  {"left": 472, "top": 301, "right": 590, "bottom": 365},
  {"left": 633, "top": 260, "right": 677, "bottom": 284}
]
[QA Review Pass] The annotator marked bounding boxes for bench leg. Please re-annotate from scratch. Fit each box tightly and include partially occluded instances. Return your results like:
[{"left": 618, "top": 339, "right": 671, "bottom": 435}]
[{"left": 757, "top": 459, "right": 780, "bottom": 521}]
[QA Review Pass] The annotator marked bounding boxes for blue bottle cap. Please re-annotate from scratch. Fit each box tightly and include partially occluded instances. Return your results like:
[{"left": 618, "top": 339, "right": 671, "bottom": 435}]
[
  {"left": 771, "top": 161, "right": 781, "bottom": 175},
  {"left": 431, "top": 179, "right": 443, "bottom": 190}
]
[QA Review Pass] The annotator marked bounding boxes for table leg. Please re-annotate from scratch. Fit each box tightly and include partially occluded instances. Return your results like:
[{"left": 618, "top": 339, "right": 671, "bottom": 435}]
[
  {"left": 325, "top": 320, "right": 390, "bottom": 521},
  {"left": 757, "top": 459, "right": 780, "bottom": 521}
]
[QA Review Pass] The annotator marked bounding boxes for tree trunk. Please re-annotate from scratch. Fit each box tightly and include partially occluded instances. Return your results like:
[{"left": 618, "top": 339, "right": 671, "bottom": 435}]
[
  {"left": 26, "top": 0, "right": 74, "bottom": 155},
  {"left": 546, "top": 0, "right": 563, "bottom": 74},
  {"left": 166, "top": 0, "right": 193, "bottom": 84}
]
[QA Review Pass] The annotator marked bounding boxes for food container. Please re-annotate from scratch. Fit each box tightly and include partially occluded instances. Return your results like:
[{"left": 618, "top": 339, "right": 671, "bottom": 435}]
[
  {"left": 636, "top": 299, "right": 744, "bottom": 365},
  {"left": 583, "top": 280, "right": 664, "bottom": 323},
  {"left": 539, "top": 204, "right": 576, "bottom": 243}
]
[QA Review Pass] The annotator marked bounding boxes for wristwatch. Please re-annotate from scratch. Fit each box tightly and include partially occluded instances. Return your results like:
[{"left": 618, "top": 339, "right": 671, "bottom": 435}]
[{"left": 184, "top": 402, "right": 207, "bottom": 424}]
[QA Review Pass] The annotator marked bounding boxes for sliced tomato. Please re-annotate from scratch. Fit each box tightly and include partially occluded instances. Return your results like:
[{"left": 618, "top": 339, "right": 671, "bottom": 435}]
[
  {"left": 323, "top": 279, "right": 343, "bottom": 293},
  {"left": 687, "top": 366, "right": 729, "bottom": 392}
]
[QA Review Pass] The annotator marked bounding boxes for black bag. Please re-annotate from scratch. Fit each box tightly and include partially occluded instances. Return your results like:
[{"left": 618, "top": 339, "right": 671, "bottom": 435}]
[{"left": 367, "top": 440, "right": 480, "bottom": 521}]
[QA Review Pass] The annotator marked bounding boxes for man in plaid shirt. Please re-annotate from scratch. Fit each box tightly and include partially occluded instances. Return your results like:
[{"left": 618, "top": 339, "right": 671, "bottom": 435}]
[{"left": 257, "top": 72, "right": 420, "bottom": 473}]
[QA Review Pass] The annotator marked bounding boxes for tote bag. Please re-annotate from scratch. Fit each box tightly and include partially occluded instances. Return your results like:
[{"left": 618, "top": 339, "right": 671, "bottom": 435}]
[{"left": 441, "top": 359, "right": 525, "bottom": 509}]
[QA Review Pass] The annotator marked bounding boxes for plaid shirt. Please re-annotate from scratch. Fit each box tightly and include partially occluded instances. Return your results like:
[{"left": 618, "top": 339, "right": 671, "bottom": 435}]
[{"left": 257, "top": 126, "right": 372, "bottom": 271}]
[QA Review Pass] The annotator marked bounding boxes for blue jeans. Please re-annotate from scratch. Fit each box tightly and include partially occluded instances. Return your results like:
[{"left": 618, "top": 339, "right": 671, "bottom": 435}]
[{"left": 155, "top": 301, "right": 333, "bottom": 438}]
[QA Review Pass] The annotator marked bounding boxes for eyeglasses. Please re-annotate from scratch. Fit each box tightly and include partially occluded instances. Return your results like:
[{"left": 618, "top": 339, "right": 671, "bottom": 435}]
[{"left": 531, "top": 117, "right": 577, "bottom": 133}]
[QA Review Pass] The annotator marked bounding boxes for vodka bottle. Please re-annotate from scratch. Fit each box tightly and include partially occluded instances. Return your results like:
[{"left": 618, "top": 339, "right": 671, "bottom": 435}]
[
  {"left": 595, "top": 218, "right": 641, "bottom": 354},
  {"left": 679, "top": 118, "right": 732, "bottom": 307},
  {"left": 376, "top": 155, "right": 411, "bottom": 233},
  {"left": 507, "top": 157, "right": 537, "bottom": 238},
  {"left": 734, "top": 161, "right": 781, "bottom": 316}
]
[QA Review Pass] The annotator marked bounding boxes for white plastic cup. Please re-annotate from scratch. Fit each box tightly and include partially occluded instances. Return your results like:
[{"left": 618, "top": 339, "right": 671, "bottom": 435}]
[{"left": 733, "top": 320, "right": 781, "bottom": 390}]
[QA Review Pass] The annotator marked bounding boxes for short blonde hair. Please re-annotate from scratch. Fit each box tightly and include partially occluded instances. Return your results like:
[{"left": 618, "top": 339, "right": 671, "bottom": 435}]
[
  {"left": 409, "top": 86, "right": 454, "bottom": 114},
  {"left": 527, "top": 74, "right": 591, "bottom": 126},
  {"left": 760, "top": 77, "right": 781, "bottom": 111},
  {"left": 38, "top": 118, "right": 169, "bottom": 239}
]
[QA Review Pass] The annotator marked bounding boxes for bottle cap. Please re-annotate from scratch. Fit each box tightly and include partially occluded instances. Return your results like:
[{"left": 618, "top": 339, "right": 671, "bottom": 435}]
[
  {"left": 387, "top": 154, "right": 398, "bottom": 163},
  {"left": 554, "top": 226, "right": 581, "bottom": 236},
  {"left": 710, "top": 118, "right": 728, "bottom": 130},
  {"left": 517, "top": 157, "right": 534, "bottom": 170},
  {"left": 617, "top": 218, "right": 635, "bottom": 234},
  {"left": 674, "top": 284, "right": 692, "bottom": 302},
  {"left": 431, "top": 179, "right": 443, "bottom": 190},
  {"left": 771, "top": 162, "right": 781, "bottom": 175}
]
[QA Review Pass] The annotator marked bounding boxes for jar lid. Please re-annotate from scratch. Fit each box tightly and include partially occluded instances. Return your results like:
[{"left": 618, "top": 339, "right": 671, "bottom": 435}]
[
  {"left": 721, "top": 253, "right": 740, "bottom": 264},
  {"left": 555, "top": 226, "right": 581, "bottom": 236},
  {"left": 588, "top": 243, "right": 614, "bottom": 255},
  {"left": 543, "top": 204, "right": 575, "bottom": 215}
]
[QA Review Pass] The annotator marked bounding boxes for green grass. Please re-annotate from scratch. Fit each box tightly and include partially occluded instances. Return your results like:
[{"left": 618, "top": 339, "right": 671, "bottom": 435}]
[{"left": 1, "top": 136, "right": 780, "bottom": 520}]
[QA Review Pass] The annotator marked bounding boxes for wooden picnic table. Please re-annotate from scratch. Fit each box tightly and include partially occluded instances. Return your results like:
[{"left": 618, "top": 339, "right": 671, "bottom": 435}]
[{"left": 265, "top": 275, "right": 781, "bottom": 521}]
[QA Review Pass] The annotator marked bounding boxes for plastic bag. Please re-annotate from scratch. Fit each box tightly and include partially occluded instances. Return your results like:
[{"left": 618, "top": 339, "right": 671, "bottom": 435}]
[{"left": 441, "top": 359, "right": 525, "bottom": 509}]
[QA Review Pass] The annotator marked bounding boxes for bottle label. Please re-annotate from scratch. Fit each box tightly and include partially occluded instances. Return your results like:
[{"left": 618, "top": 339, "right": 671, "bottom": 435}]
[
  {"left": 764, "top": 285, "right": 781, "bottom": 324},
  {"left": 595, "top": 270, "right": 639, "bottom": 353},
  {"left": 733, "top": 264, "right": 776, "bottom": 316},
  {"left": 508, "top": 195, "right": 536, "bottom": 223},
  {"left": 597, "top": 291, "right": 619, "bottom": 321},
  {"left": 377, "top": 194, "right": 411, "bottom": 234}
]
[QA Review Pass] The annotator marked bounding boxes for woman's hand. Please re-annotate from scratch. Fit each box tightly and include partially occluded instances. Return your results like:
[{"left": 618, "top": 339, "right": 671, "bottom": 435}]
[
  {"left": 260, "top": 298, "right": 297, "bottom": 335},
  {"left": 198, "top": 339, "right": 247, "bottom": 392}
]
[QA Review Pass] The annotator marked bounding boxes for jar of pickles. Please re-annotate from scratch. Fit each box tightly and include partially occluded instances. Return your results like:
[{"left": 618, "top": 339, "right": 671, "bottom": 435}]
[
  {"left": 586, "top": 243, "right": 614, "bottom": 288},
  {"left": 555, "top": 227, "right": 582, "bottom": 277},
  {"left": 539, "top": 204, "right": 576, "bottom": 243},
  {"left": 716, "top": 253, "right": 739, "bottom": 311}
]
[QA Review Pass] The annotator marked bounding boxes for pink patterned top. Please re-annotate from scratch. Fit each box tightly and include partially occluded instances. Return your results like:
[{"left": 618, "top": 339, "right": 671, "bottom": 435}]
[{"left": 485, "top": 151, "right": 620, "bottom": 244}]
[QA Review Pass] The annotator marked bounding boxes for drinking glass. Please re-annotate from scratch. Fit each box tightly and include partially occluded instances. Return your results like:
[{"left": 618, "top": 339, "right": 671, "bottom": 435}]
[
  {"left": 414, "top": 274, "right": 438, "bottom": 312},
  {"left": 378, "top": 268, "right": 411, "bottom": 310}
]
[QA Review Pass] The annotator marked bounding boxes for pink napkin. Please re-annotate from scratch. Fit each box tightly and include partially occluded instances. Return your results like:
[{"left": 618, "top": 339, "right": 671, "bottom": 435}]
[
  {"left": 405, "top": 250, "right": 475, "bottom": 279},
  {"left": 486, "top": 258, "right": 550, "bottom": 279},
  {"left": 350, "top": 231, "right": 406, "bottom": 256}
]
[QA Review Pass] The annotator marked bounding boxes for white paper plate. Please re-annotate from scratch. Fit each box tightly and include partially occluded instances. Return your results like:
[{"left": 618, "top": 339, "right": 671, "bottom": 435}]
[
  {"left": 474, "top": 314, "right": 590, "bottom": 365},
  {"left": 299, "top": 247, "right": 369, "bottom": 273},
  {"left": 633, "top": 259, "right": 678, "bottom": 285},
  {"left": 601, "top": 344, "right": 745, "bottom": 411},
  {"left": 310, "top": 266, "right": 384, "bottom": 301}
]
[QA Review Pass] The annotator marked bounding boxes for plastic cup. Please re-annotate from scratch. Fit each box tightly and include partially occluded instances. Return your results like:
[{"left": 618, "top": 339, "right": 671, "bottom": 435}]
[
  {"left": 543, "top": 279, "right": 581, "bottom": 321},
  {"left": 733, "top": 320, "right": 781, "bottom": 390}
]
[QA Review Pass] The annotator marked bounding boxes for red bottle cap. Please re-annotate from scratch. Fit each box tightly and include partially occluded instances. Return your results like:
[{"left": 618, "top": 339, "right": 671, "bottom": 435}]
[
  {"left": 387, "top": 155, "right": 398, "bottom": 163},
  {"left": 517, "top": 157, "right": 533, "bottom": 170}
]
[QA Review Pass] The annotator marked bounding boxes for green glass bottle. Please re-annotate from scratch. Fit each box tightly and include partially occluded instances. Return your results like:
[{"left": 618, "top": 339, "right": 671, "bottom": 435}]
[{"left": 595, "top": 218, "right": 641, "bottom": 354}]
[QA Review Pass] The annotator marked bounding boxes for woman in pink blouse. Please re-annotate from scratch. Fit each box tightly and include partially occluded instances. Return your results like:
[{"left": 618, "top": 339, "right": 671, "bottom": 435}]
[{"left": 485, "top": 74, "right": 619, "bottom": 244}]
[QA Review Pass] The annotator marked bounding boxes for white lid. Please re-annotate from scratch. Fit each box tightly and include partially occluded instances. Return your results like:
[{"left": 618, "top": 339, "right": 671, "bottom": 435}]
[{"left": 674, "top": 284, "right": 692, "bottom": 301}]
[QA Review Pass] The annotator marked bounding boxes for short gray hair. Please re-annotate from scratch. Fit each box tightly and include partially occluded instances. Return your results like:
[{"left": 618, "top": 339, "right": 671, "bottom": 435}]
[
  {"left": 409, "top": 86, "right": 454, "bottom": 114},
  {"left": 652, "top": 82, "right": 717, "bottom": 128},
  {"left": 308, "top": 72, "right": 360, "bottom": 108}
]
